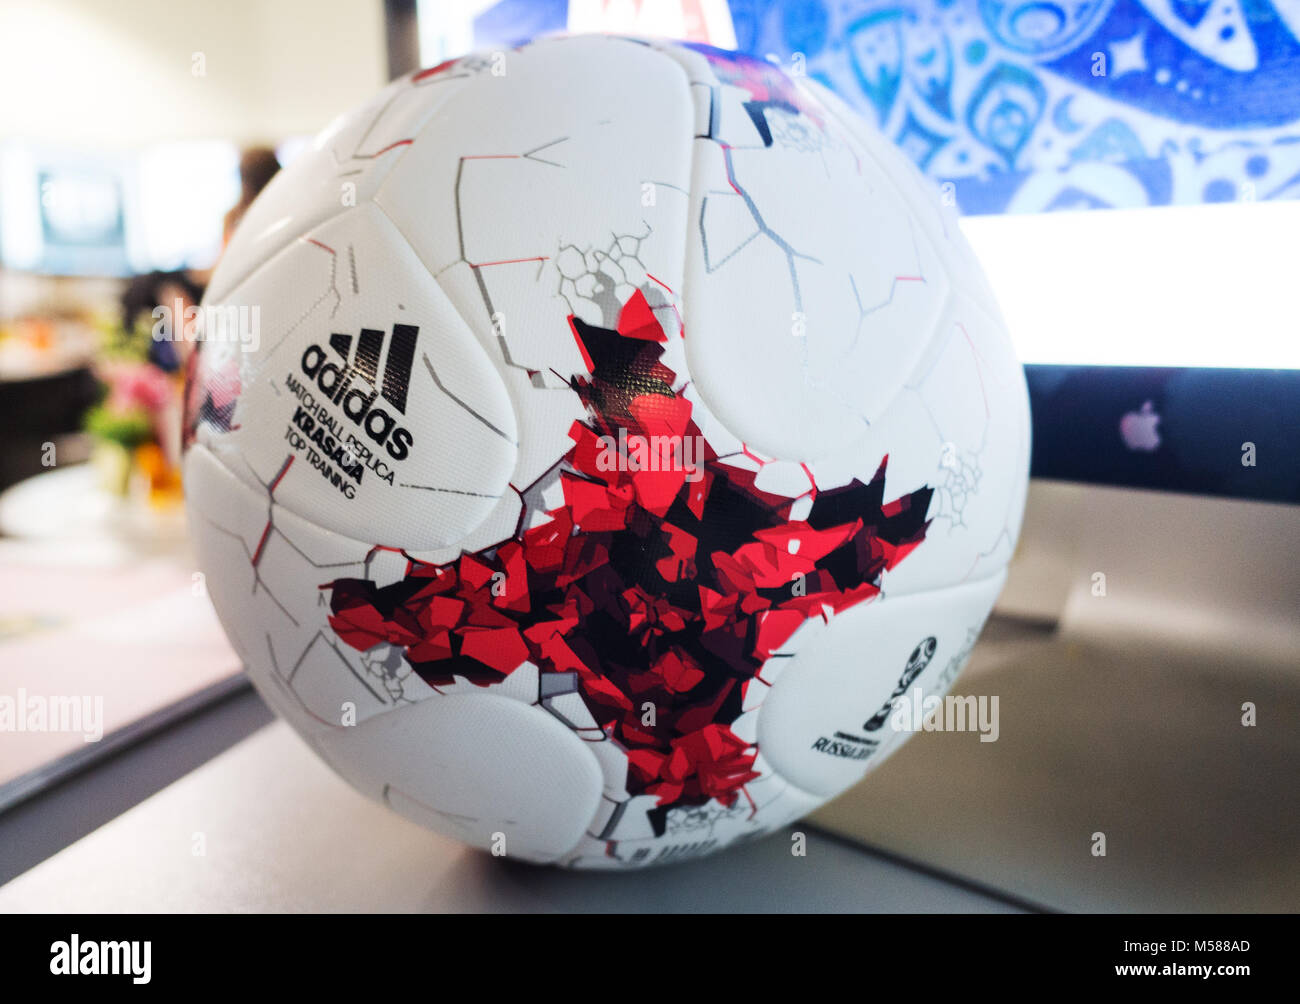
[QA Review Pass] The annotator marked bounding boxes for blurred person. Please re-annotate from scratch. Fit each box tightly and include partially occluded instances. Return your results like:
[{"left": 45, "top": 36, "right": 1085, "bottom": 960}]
[
  {"left": 121, "top": 270, "right": 204, "bottom": 373},
  {"left": 222, "top": 146, "right": 281, "bottom": 249}
]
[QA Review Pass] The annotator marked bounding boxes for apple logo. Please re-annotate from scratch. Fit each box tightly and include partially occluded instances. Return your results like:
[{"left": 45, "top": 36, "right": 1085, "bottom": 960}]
[{"left": 1120, "top": 400, "right": 1161, "bottom": 452}]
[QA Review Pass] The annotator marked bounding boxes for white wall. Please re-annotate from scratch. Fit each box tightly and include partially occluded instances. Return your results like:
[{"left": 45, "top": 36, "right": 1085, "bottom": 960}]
[{"left": 0, "top": 0, "right": 388, "bottom": 148}]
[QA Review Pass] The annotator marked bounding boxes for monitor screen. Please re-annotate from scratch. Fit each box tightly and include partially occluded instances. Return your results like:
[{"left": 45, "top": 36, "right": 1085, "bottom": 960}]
[
  {"left": 0, "top": 141, "right": 238, "bottom": 277},
  {"left": 960, "top": 201, "right": 1300, "bottom": 370},
  {"left": 0, "top": 147, "right": 133, "bottom": 276},
  {"left": 959, "top": 201, "right": 1300, "bottom": 503}
]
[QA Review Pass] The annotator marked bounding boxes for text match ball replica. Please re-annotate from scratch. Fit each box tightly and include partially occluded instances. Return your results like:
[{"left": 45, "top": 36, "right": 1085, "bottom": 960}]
[{"left": 185, "top": 35, "right": 1030, "bottom": 868}]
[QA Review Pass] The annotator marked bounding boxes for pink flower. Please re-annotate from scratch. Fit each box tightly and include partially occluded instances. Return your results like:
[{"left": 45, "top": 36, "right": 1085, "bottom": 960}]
[{"left": 102, "top": 361, "right": 174, "bottom": 417}]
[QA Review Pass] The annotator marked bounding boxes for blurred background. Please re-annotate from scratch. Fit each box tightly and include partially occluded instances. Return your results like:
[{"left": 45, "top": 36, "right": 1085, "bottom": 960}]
[
  {"left": 0, "top": 0, "right": 396, "bottom": 812},
  {"left": 1, "top": 0, "right": 1297, "bottom": 911}
]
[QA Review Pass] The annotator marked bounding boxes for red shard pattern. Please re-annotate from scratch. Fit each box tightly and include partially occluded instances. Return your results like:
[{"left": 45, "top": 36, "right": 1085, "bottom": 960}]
[{"left": 325, "top": 290, "right": 932, "bottom": 830}]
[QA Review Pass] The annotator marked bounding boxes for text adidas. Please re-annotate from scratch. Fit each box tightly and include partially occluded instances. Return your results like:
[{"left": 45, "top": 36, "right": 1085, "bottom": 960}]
[{"left": 299, "top": 343, "right": 414, "bottom": 461}]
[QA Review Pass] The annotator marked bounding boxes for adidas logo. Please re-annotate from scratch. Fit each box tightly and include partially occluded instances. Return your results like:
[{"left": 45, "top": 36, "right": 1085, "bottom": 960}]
[{"left": 300, "top": 324, "right": 417, "bottom": 461}]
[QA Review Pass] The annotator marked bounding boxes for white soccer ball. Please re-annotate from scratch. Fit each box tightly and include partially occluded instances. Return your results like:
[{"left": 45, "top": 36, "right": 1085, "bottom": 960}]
[{"left": 185, "top": 35, "right": 1029, "bottom": 868}]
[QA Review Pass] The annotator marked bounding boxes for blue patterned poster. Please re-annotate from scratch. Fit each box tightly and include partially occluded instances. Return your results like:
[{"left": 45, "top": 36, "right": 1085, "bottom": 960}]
[{"left": 727, "top": 0, "right": 1300, "bottom": 212}]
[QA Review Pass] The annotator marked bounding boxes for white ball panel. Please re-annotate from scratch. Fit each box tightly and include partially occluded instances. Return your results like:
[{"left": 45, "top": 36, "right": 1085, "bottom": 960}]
[
  {"left": 375, "top": 37, "right": 693, "bottom": 349},
  {"left": 757, "top": 574, "right": 1004, "bottom": 797},
  {"left": 669, "top": 50, "right": 953, "bottom": 464},
  {"left": 798, "top": 75, "right": 1006, "bottom": 318},
  {"left": 879, "top": 293, "right": 1031, "bottom": 594},
  {"left": 313, "top": 693, "right": 605, "bottom": 864}
]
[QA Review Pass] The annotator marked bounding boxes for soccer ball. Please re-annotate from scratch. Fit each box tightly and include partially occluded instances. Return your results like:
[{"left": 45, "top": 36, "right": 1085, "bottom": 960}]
[{"left": 185, "top": 35, "right": 1029, "bottom": 868}]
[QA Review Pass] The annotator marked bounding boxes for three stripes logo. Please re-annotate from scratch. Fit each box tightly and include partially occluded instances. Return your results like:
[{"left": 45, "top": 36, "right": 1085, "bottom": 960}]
[{"left": 300, "top": 324, "right": 417, "bottom": 461}]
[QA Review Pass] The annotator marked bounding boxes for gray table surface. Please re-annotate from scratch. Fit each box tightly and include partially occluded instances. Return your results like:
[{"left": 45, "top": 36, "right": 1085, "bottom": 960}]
[{"left": 0, "top": 720, "right": 1020, "bottom": 913}]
